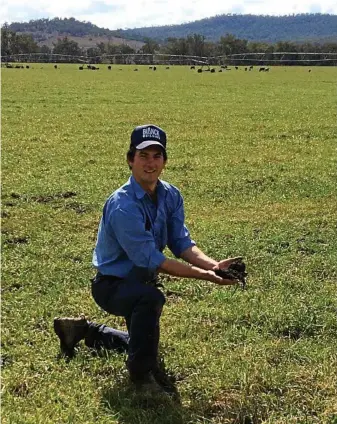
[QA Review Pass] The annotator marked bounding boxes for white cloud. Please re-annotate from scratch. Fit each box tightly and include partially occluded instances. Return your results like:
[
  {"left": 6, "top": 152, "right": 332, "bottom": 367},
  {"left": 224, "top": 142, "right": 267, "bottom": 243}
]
[{"left": 1, "top": 0, "right": 336, "bottom": 29}]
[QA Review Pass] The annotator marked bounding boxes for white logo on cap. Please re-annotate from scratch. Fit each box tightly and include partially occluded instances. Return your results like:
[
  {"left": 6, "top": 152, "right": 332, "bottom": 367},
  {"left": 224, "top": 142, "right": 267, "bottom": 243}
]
[{"left": 143, "top": 127, "right": 160, "bottom": 140}]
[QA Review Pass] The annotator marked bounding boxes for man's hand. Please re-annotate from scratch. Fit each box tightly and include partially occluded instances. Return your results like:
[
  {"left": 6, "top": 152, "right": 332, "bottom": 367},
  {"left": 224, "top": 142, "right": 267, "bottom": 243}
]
[
  {"left": 216, "top": 256, "right": 243, "bottom": 270},
  {"left": 207, "top": 270, "right": 240, "bottom": 286},
  {"left": 212, "top": 257, "right": 247, "bottom": 289}
]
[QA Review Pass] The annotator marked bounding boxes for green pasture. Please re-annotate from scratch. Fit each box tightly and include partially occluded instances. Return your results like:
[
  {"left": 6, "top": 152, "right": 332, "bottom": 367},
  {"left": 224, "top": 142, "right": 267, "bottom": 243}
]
[{"left": 2, "top": 64, "right": 337, "bottom": 423}]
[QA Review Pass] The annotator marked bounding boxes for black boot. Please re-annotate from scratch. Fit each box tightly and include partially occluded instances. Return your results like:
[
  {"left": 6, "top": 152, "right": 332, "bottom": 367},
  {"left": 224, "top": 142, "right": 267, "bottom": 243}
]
[{"left": 53, "top": 315, "right": 89, "bottom": 355}]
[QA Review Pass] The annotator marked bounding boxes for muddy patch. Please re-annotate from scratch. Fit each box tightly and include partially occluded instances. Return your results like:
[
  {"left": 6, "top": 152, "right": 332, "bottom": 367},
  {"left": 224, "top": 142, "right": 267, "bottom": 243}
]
[
  {"left": 3, "top": 191, "right": 77, "bottom": 204},
  {"left": 4, "top": 236, "right": 29, "bottom": 245},
  {"left": 64, "top": 202, "right": 91, "bottom": 214},
  {"left": 31, "top": 191, "right": 77, "bottom": 203}
]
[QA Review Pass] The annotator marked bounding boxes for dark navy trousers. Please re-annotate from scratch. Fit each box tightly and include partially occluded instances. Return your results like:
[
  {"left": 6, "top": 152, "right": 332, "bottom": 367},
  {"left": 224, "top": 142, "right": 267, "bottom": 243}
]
[{"left": 89, "top": 272, "right": 165, "bottom": 377}]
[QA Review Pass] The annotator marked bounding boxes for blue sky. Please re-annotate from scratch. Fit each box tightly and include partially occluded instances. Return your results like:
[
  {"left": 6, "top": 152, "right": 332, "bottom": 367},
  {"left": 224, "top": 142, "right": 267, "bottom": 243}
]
[{"left": 1, "top": 0, "right": 336, "bottom": 29}]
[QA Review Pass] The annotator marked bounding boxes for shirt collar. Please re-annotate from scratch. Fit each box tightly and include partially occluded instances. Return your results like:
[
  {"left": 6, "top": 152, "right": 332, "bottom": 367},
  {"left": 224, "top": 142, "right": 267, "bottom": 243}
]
[{"left": 130, "top": 175, "right": 167, "bottom": 200}]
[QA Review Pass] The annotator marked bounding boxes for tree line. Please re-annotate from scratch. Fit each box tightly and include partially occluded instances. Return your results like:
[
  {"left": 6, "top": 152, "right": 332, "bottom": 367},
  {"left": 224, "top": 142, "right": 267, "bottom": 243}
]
[{"left": 2, "top": 26, "right": 337, "bottom": 64}]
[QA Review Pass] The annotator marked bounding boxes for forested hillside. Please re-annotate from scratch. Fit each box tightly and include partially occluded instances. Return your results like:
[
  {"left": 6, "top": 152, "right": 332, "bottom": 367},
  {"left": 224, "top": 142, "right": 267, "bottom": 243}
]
[
  {"left": 7, "top": 14, "right": 337, "bottom": 44},
  {"left": 116, "top": 13, "right": 337, "bottom": 43},
  {"left": 7, "top": 17, "right": 131, "bottom": 44}
]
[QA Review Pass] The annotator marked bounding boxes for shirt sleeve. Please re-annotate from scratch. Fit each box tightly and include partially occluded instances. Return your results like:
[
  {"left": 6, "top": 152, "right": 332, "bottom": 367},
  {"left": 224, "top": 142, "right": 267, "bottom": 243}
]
[
  {"left": 167, "top": 191, "right": 196, "bottom": 258},
  {"left": 109, "top": 205, "right": 166, "bottom": 271}
]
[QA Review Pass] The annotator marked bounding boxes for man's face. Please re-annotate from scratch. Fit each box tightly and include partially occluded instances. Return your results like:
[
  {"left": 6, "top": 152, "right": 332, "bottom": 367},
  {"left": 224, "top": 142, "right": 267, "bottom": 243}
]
[{"left": 128, "top": 146, "right": 166, "bottom": 188}]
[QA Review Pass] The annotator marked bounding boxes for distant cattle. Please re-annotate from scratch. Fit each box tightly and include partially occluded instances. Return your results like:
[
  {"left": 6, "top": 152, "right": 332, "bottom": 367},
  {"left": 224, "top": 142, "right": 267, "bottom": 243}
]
[
  {"left": 308, "top": 69, "right": 312, "bottom": 72},
  {"left": 79, "top": 66, "right": 83, "bottom": 70},
  {"left": 221, "top": 65, "right": 227, "bottom": 69},
  {"left": 218, "top": 69, "right": 222, "bottom": 72},
  {"left": 54, "top": 65, "right": 58, "bottom": 69},
  {"left": 235, "top": 66, "right": 239, "bottom": 70},
  {"left": 153, "top": 66, "right": 157, "bottom": 71},
  {"left": 134, "top": 68, "right": 138, "bottom": 71},
  {"left": 149, "top": 66, "right": 153, "bottom": 69},
  {"left": 210, "top": 68, "right": 216, "bottom": 73},
  {"left": 108, "top": 65, "right": 112, "bottom": 70},
  {"left": 259, "top": 67, "right": 265, "bottom": 72},
  {"left": 190, "top": 65, "right": 195, "bottom": 69},
  {"left": 197, "top": 69, "right": 202, "bottom": 73},
  {"left": 166, "top": 66, "right": 170, "bottom": 69},
  {"left": 26, "top": 65, "right": 30, "bottom": 69}
]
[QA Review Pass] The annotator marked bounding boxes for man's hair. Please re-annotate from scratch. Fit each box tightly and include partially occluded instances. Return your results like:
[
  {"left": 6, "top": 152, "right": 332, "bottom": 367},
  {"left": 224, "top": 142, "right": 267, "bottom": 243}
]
[{"left": 126, "top": 146, "right": 167, "bottom": 169}]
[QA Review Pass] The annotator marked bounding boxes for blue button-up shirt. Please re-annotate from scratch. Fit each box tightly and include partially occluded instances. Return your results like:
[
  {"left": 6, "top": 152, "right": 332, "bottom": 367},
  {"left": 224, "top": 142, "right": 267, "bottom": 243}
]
[{"left": 93, "top": 176, "right": 195, "bottom": 279}]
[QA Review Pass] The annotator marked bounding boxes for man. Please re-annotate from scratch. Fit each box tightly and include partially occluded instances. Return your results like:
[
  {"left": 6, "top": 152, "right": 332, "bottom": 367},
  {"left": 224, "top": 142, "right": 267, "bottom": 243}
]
[{"left": 54, "top": 124, "right": 241, "bottom": 393}]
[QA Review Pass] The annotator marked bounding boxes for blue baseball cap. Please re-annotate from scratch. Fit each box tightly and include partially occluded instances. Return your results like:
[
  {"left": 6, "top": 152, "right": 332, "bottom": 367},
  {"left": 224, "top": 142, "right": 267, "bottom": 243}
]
[{"left": 130, "top": 124, "right": 167, "bottom": 150}]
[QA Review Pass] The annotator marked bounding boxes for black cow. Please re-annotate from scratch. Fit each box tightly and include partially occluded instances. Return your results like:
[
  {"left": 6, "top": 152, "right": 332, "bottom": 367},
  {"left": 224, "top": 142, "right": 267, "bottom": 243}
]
[
  {"left": 108, "top": 65, "right": 112, "bottom": 70},
  {"left": 54, "top": 65, "right": 58, "bottom": 69}
]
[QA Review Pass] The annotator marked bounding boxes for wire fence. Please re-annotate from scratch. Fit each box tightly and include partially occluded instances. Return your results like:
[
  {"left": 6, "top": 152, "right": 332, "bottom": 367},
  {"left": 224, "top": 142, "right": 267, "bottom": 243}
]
[{"left": 2, "top": 52, "right": 337, "bottom": 66}]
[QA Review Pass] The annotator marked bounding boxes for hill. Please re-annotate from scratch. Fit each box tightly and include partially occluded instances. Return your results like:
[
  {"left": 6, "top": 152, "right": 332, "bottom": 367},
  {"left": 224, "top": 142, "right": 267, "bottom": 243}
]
[
  {"left": 6, "top": 14, "right": 337, "bottom": 47},
  {"left": 117, "top": 13, "right": 337, "bottom": 43},
  {"left": 7, "top": 17, "right": 144, "bottom": 50},
  {"left": 34, "top": 35, "right": 144, "bottom": 51}
]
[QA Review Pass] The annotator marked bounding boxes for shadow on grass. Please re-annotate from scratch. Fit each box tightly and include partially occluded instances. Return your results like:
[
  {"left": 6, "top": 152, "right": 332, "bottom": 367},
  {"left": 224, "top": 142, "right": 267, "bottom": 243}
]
[
  {"left": 56, "top": 346, "right": 189, "bottom": 423},
  {"left": 101, "top": 379, "right": 188, "bottom": 424},
  {"left": 56, "top": 348, "right": 256, "bottom": 423}
]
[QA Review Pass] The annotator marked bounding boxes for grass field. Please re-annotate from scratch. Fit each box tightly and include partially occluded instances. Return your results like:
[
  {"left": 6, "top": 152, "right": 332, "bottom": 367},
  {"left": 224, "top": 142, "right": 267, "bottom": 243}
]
[{"left": 2, "top": 64, "right": 337, "bottom": 424}]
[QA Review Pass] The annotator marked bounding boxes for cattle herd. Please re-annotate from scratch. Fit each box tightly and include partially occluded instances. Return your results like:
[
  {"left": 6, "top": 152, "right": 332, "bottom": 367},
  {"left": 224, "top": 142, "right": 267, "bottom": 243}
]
[
  {"left": 3, "top": 63, "right": 277, "bottom": 73},
  {"left": 2, "top": 63, "right": 315, "bottom": 73},
  {"left": 3, "top": 63, "right": 317, "bottom": 74}
]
